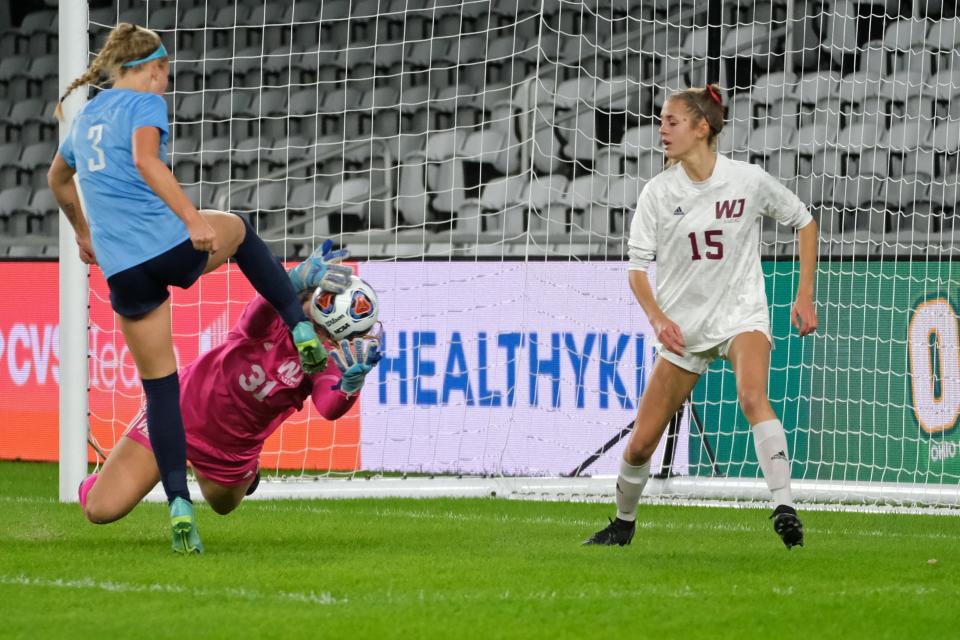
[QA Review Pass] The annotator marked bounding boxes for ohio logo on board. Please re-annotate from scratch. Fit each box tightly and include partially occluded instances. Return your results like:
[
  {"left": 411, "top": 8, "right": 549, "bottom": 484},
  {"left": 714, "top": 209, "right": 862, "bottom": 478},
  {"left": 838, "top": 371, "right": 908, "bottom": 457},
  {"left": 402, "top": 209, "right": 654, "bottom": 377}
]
[{"left": 350, "top": 290, "right": 375, "bottom": 320}]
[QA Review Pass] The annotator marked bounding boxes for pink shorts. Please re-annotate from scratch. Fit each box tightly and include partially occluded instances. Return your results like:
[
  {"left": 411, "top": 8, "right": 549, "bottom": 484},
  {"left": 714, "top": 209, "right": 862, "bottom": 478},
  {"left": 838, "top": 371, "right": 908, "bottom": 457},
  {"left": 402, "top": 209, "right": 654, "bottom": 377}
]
[{"left": 123, "top": 409, "right": 260, "bottom": 487}]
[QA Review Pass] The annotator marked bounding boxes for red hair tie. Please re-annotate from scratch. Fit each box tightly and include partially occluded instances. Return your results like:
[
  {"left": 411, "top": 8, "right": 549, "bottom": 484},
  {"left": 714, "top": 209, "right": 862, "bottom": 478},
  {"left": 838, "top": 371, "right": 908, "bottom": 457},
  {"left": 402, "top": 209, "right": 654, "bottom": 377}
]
[{"left": 705, "top": 84, "right": 722, "bottom": 105}]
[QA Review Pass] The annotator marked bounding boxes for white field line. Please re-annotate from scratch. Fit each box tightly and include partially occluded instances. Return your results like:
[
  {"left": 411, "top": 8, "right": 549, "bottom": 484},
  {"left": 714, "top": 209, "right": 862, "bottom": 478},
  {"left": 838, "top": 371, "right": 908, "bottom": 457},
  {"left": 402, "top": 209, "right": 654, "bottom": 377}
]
[
  {"left": 0, "top": 574, "right": 343, "bottom": 606},
  {"left": 6, "top": 495, "right": 957, "bottom": 542},
  {"left": 241, "top": 503, "right": 960, "bottom": 542},
  {"left": 0, "top": 574, "right": 944, "bottom": 605}
]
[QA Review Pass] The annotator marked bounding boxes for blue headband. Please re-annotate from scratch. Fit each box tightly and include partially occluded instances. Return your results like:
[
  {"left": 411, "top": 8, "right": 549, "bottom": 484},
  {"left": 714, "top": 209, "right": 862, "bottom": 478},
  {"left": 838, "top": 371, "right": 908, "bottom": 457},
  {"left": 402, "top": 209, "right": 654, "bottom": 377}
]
[{"left": 122, "top": 43, "right": 167, "bottom": 68}]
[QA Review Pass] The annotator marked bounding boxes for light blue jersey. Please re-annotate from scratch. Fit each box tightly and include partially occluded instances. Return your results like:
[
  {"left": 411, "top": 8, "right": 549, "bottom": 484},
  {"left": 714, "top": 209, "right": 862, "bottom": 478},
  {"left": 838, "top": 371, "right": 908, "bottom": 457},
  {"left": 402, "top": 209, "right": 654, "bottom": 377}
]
[{"left": 59, "top": 88, "right": 189, "bottom": 278}]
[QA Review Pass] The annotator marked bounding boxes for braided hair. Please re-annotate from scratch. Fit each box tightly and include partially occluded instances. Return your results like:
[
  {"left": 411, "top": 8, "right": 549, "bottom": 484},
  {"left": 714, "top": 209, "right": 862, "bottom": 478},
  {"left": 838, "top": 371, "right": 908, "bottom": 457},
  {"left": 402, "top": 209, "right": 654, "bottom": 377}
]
[{"left": 54, "top": 23, "right": 163, "bottom": 120}]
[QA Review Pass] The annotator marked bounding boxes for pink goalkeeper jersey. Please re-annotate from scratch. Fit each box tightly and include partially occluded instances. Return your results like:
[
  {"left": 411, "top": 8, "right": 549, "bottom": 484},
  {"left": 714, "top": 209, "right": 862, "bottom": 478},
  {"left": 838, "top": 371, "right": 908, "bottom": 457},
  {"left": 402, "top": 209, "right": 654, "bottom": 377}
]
[{"left": 179, "top": 295, "right": 356, "bottom": 453}]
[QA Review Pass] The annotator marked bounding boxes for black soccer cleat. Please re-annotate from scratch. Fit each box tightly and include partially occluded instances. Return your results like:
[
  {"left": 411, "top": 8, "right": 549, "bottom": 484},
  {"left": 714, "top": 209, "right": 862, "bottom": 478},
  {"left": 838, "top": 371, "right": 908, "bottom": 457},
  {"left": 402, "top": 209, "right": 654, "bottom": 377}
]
[
  {"left": 245, "top": 471, "right": 261, "bottom": 497},
  {"left": 582, "top": 517, "right": 636, "bottom": 546},
  {"left": 771, "top": 505, "right": 804, "bottom": 549}
]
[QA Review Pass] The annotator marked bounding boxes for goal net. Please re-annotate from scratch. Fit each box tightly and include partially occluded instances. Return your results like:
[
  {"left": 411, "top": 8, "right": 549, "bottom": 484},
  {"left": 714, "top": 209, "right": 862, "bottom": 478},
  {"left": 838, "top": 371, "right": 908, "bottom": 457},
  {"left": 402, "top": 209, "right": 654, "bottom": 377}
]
[{"left": 63, "top": 0, "right": 960, "bottom": 508}]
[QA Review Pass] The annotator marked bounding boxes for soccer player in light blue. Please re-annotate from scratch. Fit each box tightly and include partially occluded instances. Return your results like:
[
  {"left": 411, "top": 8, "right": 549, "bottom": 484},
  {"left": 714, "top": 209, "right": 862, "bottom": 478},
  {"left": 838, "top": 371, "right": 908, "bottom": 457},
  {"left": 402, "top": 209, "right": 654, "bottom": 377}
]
[{"left": 47, "top": 23, "right": 327, "bottom": 554}]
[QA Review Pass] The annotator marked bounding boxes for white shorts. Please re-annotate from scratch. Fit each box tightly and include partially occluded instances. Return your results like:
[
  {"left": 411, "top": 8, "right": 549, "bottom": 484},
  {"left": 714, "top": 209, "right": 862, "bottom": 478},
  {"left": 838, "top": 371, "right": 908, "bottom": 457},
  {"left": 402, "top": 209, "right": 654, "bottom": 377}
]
[{"left": 657, "top": 327, "right": 772, "bottom": 375}]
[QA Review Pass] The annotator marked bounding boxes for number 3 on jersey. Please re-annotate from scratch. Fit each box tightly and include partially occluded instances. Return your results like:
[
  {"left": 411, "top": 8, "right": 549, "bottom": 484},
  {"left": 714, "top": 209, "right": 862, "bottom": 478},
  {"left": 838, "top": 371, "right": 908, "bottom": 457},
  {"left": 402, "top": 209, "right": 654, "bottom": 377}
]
[
  {"left": 688, "top": 230, "right": 723, "bottom": 261},
  {"left": 87, "top": 124, "right": 106, "bottom": 172},
  {"left": 239, "top": 364, "right": 277, "bottom": 402}
]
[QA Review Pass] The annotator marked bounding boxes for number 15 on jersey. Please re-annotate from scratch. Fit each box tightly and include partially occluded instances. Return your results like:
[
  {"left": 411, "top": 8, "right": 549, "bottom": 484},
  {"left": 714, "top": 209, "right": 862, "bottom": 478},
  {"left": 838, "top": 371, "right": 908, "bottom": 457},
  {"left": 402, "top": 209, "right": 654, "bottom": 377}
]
[{"left": 689, "top": 230, "right": 724, "bottom": 260}]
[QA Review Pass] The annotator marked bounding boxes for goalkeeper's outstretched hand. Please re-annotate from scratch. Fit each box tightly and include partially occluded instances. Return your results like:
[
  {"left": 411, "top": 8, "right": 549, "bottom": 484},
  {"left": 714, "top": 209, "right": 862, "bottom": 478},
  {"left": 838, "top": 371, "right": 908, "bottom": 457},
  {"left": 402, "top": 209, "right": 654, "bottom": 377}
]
[
  {"left": 288, "top": 239, "right": 353, "bottom": 293},
  {"left": 330, "top": 338, "right": 383, "bottom": 395}
]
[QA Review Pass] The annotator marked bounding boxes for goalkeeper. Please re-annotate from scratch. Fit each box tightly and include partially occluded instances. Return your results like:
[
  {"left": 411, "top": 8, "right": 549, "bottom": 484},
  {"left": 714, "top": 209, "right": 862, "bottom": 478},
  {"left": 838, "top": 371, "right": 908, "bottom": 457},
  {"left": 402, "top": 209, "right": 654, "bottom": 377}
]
[{"left": 78, "top": 242, "right": 382, "bottom": 525}]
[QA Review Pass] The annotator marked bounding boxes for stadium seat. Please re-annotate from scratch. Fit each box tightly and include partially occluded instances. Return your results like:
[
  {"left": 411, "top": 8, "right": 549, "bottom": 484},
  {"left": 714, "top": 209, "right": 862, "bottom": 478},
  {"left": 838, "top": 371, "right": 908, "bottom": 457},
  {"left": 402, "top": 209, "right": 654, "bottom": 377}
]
[
  {"left": 396, "top": 155, "right": 431, "bottom": 227},
  {"left": 462, "top": 127, "right": 517, "bottom": 174},
  {"left": 795, "top": 122, "right": 839, "bottom": 155},
  {"left": 926, "top": 18, "right": 960, "bottom": 73},
  {"left": 591, "top": 76, "right": 641, "bottom": 117},
  {"left": 0, "top": 56, "right": 31, "bottom": 101},
  {"left": 28, "top": 188, "right": 59, "bottom": 235},
  {"left": 717, "top": 124, "right": 750, "bottom": 156},
  {"left": 566, "top": 174, "right": 610, "bottom": 236},
  {"left": 321, "top": 178, "right": 371, "bottom": 220},
  {"left": 748, "top": 123, "right": 797, "bottom": 155},
  {"left": 522, "top": 174, "right": 570, "bottom": 234},
  {"left": 456, "top": 174, "right": 526, "bottom": 234},
  {"left": 813, "top": 205, "right": 842, "bottom": 235},
  {"left": 18, "top": 10, "right": 58, "bottom": 57},
  {"left": 882, "top": 18, "right": 932, "bottom": 79},
  {"left": 752, "top": 72, "right": 798, "bottom": 113},
  {"left": 794, "top": 71, "right": 839, "bottom": 108},
  {"left": 4, "top": 98, "right": 45, "bottom": 144},
  {"left": 198, "top": 136, "right": 232, "bottom": 183},
  {"left": 0, "top": 143, "right": 22, "bottom": 189},
  {"left": 484, "top": 36, "right": 532, "bottom": 86},
  {"left": 820, "top": 0, "right": 857, "bottom": 71},
  {"left": 930, "top": 173, "right": 960, "bottom": 212},
  {"left": 26, "top": 55, "right": 58, "bottom": 100},
  {"left": 230, "top": 137, "right": 265, "bottom": 180},
  {"left": 430, "top": 85, "right": 472, "bottom": 130},
  {"left": 900, "top": 149, "right": 939, "bottom": 181},
  {"left": 556, "top": 107, "right": 597, "bottom": 162},
  {"left": 205, "top": 92, "right": 249, "bottom": 138},
  {"left": 930, "top": 67, "right": 960, "bottom": 110},
  {"left": 723, "top": 22, "right": 777, "bottom": 71},
  {"left": 620, "top": 124, "right": 660, "bottom": 158},
  {"left": 928, "top": 119, "right": 960, "bottom": 154},
  {"left": 856, "top": 148, "right": 889, "bottom": 179},
  {"left": 259, "top": 135, "right": 307, "bottom": 171},
  {"left": 234, "top": 180, "right": 289, "bottom": 218},
  {"left": 726, "top": 93, "right": 753, "bottom": 128},
  {"left": 765, "top": 150, "right": 799, "bottom": 182},
  {"left": 887, "top": 177, "right": 930, "bottom": 213},
  {"left": 403, "top": 39, "right": 452, "bottom": 87},
  {"left": 287, "top": 181, "right": 333, "bottom": 236},
  {"left": 836, "top": 118, "right": 884, "bottom": 152},
  {"left": 17, "top": 142, "right": 55, "bottom": 190},
  {"left": 0, "top": 186, "right": 32, "bottom": 236},
  {"left": 884, "top": 119, "right": 931, "bottom": 153},
  {"left": 604, "top": 175, "right": 644, "bottom": 234},
  {"left": 853, "top": 39, "right": 888, "bottom": 78},
  {"left": 145, "top": 5, "right": 178, "bottom": 30},
  {"left": 593, "top": 146, "right": 624, "bottom": 178},
  {"left": 170, "top": 137, "right": 201, "bottom": 183}
]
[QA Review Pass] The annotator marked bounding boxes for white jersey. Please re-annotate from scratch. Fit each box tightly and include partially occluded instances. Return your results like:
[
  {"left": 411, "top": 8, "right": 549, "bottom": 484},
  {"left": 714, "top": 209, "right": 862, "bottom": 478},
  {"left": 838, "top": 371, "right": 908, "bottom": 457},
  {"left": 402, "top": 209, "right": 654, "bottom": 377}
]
[{"left": 628, "top": 154, "right": 813, "bottom": 353}]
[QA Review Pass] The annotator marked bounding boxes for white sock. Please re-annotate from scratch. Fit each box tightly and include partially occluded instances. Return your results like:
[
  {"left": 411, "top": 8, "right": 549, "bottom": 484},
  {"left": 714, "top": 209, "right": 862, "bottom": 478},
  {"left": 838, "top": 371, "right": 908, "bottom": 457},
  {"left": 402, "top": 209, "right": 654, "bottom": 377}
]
[
  {"left": 752, "top": 419, "right": 795, "bottom": 509},
  {"left": 615, "top": 457, "right": 650, "bottom": 522}
]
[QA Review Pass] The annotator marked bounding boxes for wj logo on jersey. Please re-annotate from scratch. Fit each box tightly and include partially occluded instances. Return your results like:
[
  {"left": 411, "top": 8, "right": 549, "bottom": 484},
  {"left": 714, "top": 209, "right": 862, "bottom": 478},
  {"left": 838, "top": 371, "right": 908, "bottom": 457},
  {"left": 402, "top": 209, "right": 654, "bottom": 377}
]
[{"left": 715, "top": 198, "right": 746, "bottom": 220}]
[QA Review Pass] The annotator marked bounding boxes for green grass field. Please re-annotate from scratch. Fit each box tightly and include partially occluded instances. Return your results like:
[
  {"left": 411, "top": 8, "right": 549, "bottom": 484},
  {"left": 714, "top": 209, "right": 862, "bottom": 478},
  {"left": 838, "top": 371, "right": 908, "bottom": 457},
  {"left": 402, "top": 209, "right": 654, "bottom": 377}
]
[{"left": 2, "top": 461, "right": 958, "bottom": 639}]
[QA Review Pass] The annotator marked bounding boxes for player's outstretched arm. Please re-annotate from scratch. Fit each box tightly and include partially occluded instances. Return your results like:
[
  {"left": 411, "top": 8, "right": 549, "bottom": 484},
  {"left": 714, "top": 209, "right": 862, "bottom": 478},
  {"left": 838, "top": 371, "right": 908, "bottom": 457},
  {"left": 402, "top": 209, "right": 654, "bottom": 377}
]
[
  {"left": 310, "top": 339, "right": 382, "bottom": 419},
  {"left": 288, "top": 239, "right": 354, "bottom": 293},
  {"left": 47, "top": 153, "right": 96, "bottom": 264},
  {"left": 628, "top": 270, "right": 685, "bottom": 356},
  {"left": 791, "top": 220, "right": 818, "bottom": 337}
]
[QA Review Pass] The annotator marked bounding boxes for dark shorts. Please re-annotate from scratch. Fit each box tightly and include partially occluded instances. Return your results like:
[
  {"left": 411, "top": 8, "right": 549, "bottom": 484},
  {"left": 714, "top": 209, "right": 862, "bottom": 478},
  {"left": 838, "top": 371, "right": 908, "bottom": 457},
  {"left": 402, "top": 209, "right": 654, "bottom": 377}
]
[{"left": 107, "top": 239, "right": 208, "bottom": 319}]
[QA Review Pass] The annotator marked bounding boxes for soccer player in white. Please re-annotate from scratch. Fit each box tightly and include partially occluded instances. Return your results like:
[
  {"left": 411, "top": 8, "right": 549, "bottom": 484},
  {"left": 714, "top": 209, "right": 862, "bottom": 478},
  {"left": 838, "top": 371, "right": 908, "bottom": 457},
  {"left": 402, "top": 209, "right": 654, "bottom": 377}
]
[{"left": 584, "top": 85, "right": 818, "bottom": 549}]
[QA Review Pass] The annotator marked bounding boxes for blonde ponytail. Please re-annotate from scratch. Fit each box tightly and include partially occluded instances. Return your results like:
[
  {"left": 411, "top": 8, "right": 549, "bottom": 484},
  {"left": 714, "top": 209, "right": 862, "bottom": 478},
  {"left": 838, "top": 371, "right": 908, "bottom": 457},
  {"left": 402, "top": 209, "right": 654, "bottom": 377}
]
[{"left": 54, "top": 22, "right": 162, "bottom": 120}]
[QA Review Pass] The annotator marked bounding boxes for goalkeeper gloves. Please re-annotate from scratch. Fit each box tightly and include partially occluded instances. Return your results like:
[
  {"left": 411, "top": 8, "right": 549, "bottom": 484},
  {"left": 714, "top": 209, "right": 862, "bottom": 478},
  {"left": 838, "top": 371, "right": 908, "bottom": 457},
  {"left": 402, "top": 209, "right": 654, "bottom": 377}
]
[
  {"left": 330, "top": 338, "right": 382, "bottom": 395},
  {"left": 288, "top": 239, "right": 353, "bottom": 293}
]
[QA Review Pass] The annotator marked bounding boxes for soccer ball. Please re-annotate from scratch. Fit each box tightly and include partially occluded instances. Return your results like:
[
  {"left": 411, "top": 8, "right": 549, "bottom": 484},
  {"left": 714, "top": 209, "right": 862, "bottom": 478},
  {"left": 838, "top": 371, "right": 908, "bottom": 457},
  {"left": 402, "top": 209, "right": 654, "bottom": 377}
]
[{"left": 309, "top": 276, "right": 379, "bottom": 341}]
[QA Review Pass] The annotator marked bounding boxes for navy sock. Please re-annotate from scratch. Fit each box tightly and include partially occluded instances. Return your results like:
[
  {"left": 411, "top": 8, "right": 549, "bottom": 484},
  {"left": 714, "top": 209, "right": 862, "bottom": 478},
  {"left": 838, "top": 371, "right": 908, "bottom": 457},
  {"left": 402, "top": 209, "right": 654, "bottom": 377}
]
[
  {"left": 142, "top": 372, "right": 191, "bottom": 505},
  {"left": 233, "top": 218, "right": 308, "bottom": 330}
]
